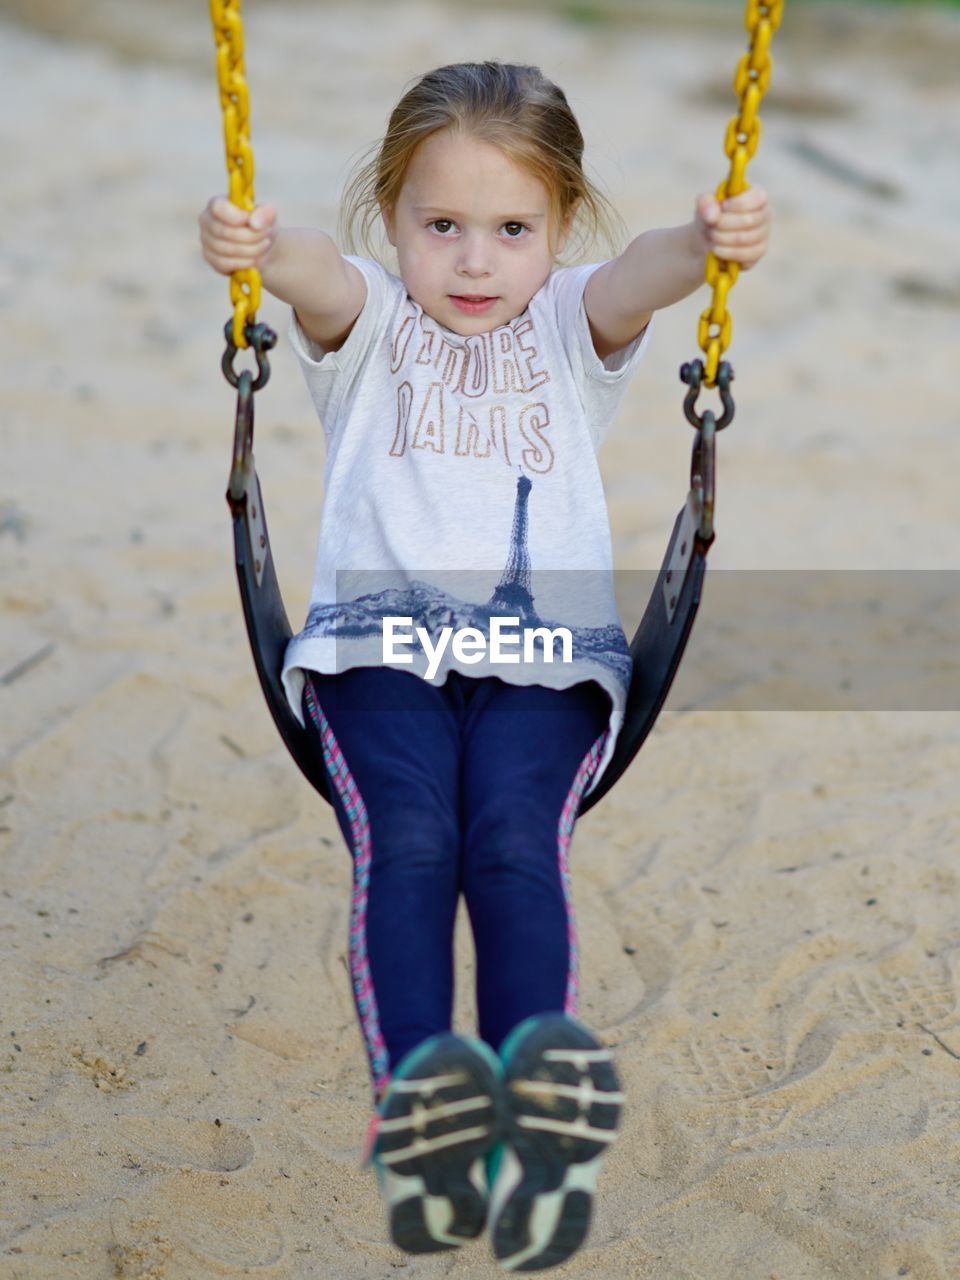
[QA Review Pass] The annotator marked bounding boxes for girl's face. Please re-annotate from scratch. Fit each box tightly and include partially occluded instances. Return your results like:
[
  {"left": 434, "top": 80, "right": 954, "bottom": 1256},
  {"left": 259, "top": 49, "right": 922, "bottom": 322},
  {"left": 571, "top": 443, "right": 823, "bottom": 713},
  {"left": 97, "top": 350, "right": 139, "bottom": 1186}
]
[{"left": 382, "top": 129, "right": 566, "bottom": 336}]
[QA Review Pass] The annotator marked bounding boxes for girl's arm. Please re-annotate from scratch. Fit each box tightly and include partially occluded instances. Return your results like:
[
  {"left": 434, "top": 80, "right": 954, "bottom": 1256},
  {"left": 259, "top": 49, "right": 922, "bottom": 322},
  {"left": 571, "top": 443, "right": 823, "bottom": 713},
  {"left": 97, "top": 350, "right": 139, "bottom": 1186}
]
[
  {"left": 583, "top": 187, "right": 771, "bottom": 361},
  {"left": 198, "top": 197, "right": 367, "bottom": 351}
]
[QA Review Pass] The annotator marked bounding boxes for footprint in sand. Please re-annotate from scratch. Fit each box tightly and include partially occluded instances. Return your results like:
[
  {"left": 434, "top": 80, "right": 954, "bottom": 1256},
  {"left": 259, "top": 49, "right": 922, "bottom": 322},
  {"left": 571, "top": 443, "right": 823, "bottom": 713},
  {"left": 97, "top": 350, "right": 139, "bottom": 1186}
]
[
  {"left": 664, "top": 1013, "right": 861, "bottom": 1153},
  {"left": 668, "top": 1028, "right": 788, "bottom": 1104},
  {"left": 841, "top": 948, "right": 960, "bottom": 1049},
  {"left": 117, "top": 1115, "right": 255, "bottom": 1172},
  {"left": 663, "top": 1025, "right": 794, "bottom": 1152}
]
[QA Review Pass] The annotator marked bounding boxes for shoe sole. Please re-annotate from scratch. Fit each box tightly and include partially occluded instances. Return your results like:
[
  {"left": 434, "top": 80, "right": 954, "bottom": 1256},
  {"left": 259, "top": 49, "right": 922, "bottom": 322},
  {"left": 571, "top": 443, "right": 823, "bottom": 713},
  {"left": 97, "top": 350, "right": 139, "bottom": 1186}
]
[
  {"left": 490, "top": 1015, "right": 623, "bottom": 1271},
  {"left": 373, "top": 1034, "right": 503, "bottom": 1253}
]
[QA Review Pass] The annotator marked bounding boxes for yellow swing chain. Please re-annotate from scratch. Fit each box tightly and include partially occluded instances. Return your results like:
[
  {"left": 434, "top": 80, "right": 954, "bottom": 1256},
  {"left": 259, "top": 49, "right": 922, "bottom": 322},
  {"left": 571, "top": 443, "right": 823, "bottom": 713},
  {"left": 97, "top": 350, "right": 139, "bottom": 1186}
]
[
  {"left": 207, "top": 0, "right": 780, "bottom": 377},
  {"left": 698, "top": 0, "right": 784, "bottom": 388},
  {"left": 210, "top": 0, "right": 260, "bottom": 350}
]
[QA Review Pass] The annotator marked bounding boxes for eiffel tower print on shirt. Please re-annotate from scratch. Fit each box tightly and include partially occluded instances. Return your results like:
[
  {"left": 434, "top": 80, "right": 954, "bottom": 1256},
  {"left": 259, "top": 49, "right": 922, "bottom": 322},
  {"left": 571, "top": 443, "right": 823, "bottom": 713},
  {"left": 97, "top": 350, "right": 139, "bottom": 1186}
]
[{"left": 488, "top": 473, "right": 536, "bottom": 620}]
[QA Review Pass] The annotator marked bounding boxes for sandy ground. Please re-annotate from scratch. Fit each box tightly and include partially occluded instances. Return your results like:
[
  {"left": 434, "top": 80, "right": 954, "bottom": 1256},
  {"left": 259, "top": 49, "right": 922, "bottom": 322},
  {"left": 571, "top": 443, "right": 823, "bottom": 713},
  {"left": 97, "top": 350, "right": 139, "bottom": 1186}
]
[{"left": 2, "top": 2, "right": 960, "bottom": 1277}]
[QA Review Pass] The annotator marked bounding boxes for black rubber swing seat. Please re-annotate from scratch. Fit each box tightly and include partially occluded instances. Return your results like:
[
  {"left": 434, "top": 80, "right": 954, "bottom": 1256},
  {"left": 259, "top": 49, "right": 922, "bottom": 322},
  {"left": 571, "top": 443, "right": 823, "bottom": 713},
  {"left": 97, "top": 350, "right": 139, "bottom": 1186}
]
[{"left": 229, "top": 453, "right": 706, "bottom": 817}]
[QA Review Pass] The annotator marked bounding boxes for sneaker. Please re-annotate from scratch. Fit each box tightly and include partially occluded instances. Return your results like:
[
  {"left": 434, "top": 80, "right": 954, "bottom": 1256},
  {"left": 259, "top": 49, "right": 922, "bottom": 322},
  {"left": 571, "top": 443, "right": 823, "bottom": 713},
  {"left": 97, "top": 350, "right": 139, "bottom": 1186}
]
[
  {"left": 369, "top": 1032, "right": 504, "bottom": 1253},
  {"left": 488, "top": 1013, "right": 624, "bottom": 1271}
]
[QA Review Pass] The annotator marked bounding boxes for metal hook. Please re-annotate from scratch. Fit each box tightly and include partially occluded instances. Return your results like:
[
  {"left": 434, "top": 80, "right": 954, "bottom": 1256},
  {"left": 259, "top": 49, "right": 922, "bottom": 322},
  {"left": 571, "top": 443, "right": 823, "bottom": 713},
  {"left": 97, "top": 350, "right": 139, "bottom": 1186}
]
[
  {"left": 227, "top": 369, "right": 255, "bottom": 510},
  {"left": 680, "top": 359, "right": 736, "bottom": 432},
  {"left": 690, "top": 410, "right": 717, "bottom": 546},
  {"left": 221, "top": 320, "right": 278, "bottom": 392}
]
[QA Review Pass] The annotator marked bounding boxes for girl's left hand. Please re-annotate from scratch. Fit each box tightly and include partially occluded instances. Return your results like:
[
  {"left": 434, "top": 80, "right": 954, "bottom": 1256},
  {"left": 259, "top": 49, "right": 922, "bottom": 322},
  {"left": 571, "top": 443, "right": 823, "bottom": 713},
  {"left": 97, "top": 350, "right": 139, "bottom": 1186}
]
[{"left": 694, "top": 186, "right": 771, "bottom": 269}]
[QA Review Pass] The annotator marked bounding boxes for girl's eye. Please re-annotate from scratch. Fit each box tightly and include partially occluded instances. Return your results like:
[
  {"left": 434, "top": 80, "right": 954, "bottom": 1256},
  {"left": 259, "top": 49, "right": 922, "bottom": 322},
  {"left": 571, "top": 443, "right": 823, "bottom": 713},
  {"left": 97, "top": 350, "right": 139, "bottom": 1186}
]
[
  {"left": 502, "top": 222, "right": 528, "bottom": 238},
  {"left": 430, "top": 219, "right": 455, "bottom": 235}
]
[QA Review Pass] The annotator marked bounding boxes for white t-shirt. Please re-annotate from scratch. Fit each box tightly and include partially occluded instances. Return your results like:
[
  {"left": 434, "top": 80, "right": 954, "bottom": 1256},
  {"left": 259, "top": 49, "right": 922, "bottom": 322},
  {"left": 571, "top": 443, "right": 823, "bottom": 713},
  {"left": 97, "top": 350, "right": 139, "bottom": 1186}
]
[{"left": 281, "top": 255, "right": 651, "bottom": 793}]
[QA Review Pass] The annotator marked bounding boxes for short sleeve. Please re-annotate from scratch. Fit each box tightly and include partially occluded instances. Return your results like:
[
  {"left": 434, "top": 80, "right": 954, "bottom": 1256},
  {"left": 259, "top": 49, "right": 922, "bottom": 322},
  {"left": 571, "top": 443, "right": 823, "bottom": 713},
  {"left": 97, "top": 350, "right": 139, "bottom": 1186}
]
[
  {"left": 537, "top": 263, "right": 653, "bottom": 451},
  {"left": 287, "top": 255, "right": 404, "bottom": 437}
]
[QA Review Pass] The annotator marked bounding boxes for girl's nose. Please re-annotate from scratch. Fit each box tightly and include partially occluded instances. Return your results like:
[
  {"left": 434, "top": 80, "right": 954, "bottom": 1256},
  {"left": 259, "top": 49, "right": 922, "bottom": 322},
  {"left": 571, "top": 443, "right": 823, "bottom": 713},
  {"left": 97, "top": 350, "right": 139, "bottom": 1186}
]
[{"left": 456, "top": 232, "right": 493, "bottom": 278}]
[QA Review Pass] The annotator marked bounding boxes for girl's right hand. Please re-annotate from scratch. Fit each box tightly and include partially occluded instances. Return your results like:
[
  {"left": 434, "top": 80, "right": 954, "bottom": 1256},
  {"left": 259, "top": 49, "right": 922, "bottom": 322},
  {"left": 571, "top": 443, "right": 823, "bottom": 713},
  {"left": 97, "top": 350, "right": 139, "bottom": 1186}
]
[{"left": 198, "top": 196, "right": 278, "bottom": 275}]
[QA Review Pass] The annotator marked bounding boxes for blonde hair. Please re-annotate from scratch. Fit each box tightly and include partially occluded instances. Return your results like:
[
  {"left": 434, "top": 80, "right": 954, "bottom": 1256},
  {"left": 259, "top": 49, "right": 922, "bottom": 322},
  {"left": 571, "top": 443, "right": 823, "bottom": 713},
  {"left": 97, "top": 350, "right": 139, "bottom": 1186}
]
[{"left": 339, "top": 61, "right": 625, "bottom": 264}]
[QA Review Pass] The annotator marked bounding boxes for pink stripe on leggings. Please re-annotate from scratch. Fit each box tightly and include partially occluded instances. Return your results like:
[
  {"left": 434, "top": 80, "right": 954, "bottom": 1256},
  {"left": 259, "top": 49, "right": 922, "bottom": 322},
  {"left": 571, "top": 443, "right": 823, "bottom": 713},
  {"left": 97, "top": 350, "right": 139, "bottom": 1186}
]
[
  {"left": 304, "top": 677, "right": 390, "bottom": 1102},
  {"left": 556, "top": 730, "right": 609, "bottom": 1016}
]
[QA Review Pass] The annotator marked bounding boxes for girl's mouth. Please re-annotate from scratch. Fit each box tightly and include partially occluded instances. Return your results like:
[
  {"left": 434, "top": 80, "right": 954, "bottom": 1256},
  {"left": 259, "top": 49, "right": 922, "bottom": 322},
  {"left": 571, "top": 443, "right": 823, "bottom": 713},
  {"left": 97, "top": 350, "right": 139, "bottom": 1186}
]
[{"left": 450, "top": 295, "right": 498, "bottom": 315}]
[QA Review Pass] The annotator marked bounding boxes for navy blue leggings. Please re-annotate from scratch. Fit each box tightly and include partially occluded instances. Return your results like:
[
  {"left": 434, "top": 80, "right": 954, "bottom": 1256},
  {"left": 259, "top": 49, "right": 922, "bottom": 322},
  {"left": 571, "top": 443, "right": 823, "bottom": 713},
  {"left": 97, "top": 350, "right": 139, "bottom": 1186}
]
[{"left": 301, "top": 666, "right": 610, "bottom": 1101}]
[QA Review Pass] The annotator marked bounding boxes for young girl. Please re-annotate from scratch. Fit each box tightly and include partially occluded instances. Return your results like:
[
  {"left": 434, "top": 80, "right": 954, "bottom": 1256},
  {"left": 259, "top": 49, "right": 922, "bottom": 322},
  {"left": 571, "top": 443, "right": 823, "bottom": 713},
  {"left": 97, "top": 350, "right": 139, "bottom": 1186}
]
[{"left": 200, "top": 61, "right": 769, "bottom": 1271}]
